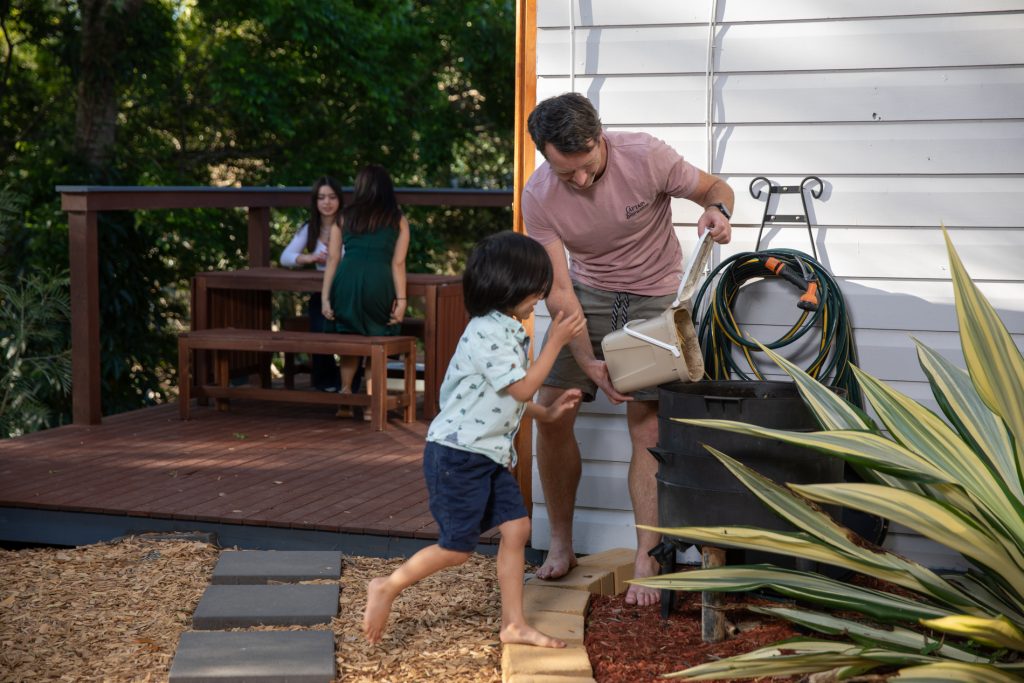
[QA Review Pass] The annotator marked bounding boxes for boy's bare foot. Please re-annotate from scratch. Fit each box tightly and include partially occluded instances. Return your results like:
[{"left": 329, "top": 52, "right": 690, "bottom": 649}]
[
  {"left": 624, "top": 552, "right": 661, "bottom": 607},
  {"left": 535, "top": 545, "right": 576, "bottom": 581},
  {"left": 363, "top": 577, "right": 395, "bottom": 644},
  {"left": 500, "top": 622, "right": 566, "bottom": 648}
]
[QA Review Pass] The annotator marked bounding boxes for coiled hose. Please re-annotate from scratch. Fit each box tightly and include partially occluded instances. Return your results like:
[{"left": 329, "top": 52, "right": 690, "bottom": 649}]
[{"left": 692, "top": 248, "right": 863, "bottom": 409}]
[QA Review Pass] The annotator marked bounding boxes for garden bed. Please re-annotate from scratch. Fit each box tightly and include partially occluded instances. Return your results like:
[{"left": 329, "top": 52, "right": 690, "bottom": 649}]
[{"left": 2, "top": 537, "right": 817, "bottom": 682}]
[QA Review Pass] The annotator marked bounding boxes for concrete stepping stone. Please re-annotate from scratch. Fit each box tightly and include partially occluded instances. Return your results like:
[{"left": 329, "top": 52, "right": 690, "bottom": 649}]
[
  {"left": 169, "top": 630, "right": 335, "bottom": 683},
  {"left": 192, "top": 584, "right": 339, "bottom": 629},
  {"left": 211, "top": 550, "right": 341, "bottom": 585}
]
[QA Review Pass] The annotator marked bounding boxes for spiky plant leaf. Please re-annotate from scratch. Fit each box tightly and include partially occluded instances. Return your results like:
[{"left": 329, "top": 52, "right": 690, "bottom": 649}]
[
  {"left": 662, "top": 641, "right": 937, "bottom": 680},
  {"left": 641, "top": 522, "right": 979, "bottom": 613},
  {"left": 794, "top": 482, "right": 1024, "bottom": 607},
  {"left": 946, "top": 573, "right": 1024, "bottom": 623},
  {"left": 894, "top": 661, "right": 1024, "bottom": 682},
  {"left": 754, "top": 606, "right": 987, "bottom": 662},
  {"left": 945, "top": 229, "right": 1024, "bottom": 466},
  {"left": 672, "top": 419, "right": 950, "bottom": 483},
  {"left": 916, "top": 341, "right": 1023, "bottom": 504},
  {"left": 754, "top": 342, "right": 874, "bottom": 431},
  {"left": 851, "top": 365, "right": 1024, "bottom": 549},
  {"left": 631, "top": 564, "right": 954, "bottom": 622},
  {"left": 920, "top": 614, "right": 1024, "bottom": 650}
]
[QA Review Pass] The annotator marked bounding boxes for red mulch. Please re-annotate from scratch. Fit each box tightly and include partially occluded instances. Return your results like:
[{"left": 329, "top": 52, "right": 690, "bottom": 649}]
[{"left": 585, "top": 589, "right": 803, "bottom": 683}]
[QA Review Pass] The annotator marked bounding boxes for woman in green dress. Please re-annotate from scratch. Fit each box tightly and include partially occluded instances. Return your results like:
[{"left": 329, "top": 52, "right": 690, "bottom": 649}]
[{"left": 321, "top": 164, "right": 410, "bottom": 396}]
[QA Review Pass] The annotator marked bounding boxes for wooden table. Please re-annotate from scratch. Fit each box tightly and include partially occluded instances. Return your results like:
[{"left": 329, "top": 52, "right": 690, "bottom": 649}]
[{"left": 190, "top": 267, "right": 467, "bottom": 417}]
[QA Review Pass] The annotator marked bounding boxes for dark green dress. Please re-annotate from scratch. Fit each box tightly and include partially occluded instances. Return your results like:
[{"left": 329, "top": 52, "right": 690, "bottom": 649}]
[{"left": 325, "top": 225, "right": 400, "bottom": 336}]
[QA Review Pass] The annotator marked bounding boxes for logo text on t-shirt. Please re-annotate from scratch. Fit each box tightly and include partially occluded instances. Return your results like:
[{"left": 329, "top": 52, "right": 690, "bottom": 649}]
[{"left": 625, "top": 200, "right": 648, "bottom": 220}]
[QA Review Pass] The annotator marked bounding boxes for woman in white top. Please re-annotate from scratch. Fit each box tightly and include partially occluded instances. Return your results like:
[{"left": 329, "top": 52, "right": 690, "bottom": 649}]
[{"left": 280, "top": 175, "right": 344, "bottom": 390}]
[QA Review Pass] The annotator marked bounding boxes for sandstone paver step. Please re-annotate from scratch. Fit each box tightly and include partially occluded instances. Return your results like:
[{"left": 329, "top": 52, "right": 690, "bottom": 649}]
[
  {"left": 169, "top": 630, "right": 335, "bottom": 683},
  {"left": 211, "top": 550, "right": 342, "bottom": 584},
  {"left": 192, "top": 584, "right": 340, "bottom": 629}
]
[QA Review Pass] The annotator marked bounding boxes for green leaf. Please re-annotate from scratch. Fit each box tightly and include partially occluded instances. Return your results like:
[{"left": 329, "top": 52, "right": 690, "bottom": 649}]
[
  {"left": 920, "top": 614, "right": 1024, "bottom": 651},
  {"left": 640, "top": 523, "right": 974, "bottom": 610},
  {"left": 794, "top": 482, "right": 1024, "bottom": 607},
  {"left": 851, "top": 366, "right": 1024, "bottom": 555},
  {"left": 631, "top": 564, "right": 954, "bottom": 622},
  {"left": 662, "top": 640, "right": 929, "bottom": 680},
  {"left": 895, "top": 661, "right": 1024, "bottom": 682},
  {"left": 916, "top": 340, "right": 1024, "bottom": 504},
  {"left": 754, "top": 342, "right": 873, "bottom": 431},
  {"left": 673, "top": 418, "right": 950, "bottom": 483},
  {"left": 946, "top": 229, "right": 1024, "bottom": 470},
  {"left": 755, "top": 606, "right": 987, "bottom": 662}
]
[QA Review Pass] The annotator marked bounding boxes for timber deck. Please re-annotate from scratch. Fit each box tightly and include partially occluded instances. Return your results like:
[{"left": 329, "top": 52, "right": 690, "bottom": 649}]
[{"left": 0, "top": 400, "right": 501, "bottom": 551}]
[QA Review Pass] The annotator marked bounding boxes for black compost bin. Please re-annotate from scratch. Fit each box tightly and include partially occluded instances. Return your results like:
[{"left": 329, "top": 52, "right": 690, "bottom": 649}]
[{"left": 653, "top": 380, "right": 843, "bottom": 569}]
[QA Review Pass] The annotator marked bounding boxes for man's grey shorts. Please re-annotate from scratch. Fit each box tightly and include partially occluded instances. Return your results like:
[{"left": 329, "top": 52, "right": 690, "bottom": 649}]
[{"left": 541, "top": 281, "right": 677, "bottom": 402}]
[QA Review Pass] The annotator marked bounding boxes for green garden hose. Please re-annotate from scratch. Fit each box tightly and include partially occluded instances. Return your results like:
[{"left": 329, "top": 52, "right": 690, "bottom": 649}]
[{"left": 692, "top": 248, "right": 863, "bottom": 409}]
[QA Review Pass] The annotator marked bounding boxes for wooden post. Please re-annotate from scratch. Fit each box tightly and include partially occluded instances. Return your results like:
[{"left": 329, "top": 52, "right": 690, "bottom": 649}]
[
  {"left": 247, "top": 206, "right": 271, "bottom": 267},
  {"left": 68, "top": 209, "right": 102, "bottom": 425},
  {"left": 701, "top": 546, "right": 727, "bottom": 643},
  {"left": 512, "top": 0, "right": 538, "bottom": 514}
]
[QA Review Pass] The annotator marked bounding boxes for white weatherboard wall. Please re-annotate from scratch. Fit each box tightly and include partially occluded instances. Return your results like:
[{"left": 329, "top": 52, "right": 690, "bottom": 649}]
[{"left": 530, "top": 1, "right": 1024, "bottom": 570}]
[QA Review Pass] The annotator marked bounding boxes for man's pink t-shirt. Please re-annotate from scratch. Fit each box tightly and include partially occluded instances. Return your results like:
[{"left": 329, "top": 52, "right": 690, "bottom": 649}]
[{"left": 522, "top": 131, "right": 700, "bottom": 296}]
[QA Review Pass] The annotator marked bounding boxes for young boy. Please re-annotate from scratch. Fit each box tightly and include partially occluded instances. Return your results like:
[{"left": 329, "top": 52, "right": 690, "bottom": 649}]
[{"left": 363, "top": 231, "right": 586, "bottom": 647}]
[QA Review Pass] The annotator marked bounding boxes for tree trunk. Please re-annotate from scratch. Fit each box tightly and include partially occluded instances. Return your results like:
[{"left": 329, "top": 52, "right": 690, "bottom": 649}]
[{"left": 72, "top": 0, "right": 142, "bottom": 180}]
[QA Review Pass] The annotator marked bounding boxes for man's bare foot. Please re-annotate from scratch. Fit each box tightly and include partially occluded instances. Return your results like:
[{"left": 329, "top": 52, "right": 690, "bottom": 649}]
[
  {"left": 624, "top": 552, "right": 661, "bottom": 607},
  {"left": 535, "top": 547, "right": 577, "bottom": 581},
  {"left": 363, "top": 577, "right": 395, "bottom": 644},
  {"left": 500, "top": 622, "right": 566, "bottom": 648}
]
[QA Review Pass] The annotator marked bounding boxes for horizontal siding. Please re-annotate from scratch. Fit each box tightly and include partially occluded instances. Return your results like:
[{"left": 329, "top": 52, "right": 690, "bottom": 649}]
[
  {"left": 673, "top": 176, "right": 1024, "bottom": 228},
  {"left": 538, "top": 15, "right": 1024, "bottom": 76},
  {"left": 716, "top": 15, "right": 1024, "bottom": 72},
  {"left": 538, "top": 1, "right": 1024, "bottom": 27},
  {"left": 609, "top": 122, "right": 1024, "bottom": 175},
  {"left": 531, "top": 459, "right": 632, "bottom": 508},
  {"left": 540, "top": 68, "right": 1024, "bottom": 125}
]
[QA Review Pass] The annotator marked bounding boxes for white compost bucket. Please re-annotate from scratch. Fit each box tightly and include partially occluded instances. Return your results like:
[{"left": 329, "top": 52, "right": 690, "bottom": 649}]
[{"left": 601, "top": 233, "right": 713, "bottom": 394}]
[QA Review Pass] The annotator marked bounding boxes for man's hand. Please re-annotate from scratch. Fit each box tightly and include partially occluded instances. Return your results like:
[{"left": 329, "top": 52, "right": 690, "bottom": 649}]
[
  {"left": 581, "top": 358, "right": 631, "bottom": 404},
  {"left": 697, "top": 208, "right": 732, "bottom": 244}
]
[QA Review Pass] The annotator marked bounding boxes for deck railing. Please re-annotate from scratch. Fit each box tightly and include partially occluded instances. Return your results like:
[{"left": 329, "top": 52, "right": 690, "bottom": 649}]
[{"left": 57, "top": 185, "right": 513, "bottom": 425}]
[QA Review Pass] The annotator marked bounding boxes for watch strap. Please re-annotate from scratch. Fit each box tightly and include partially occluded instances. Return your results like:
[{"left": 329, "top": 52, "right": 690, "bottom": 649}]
[{"left": 709, "top": 202, "right": 731, "bottom": 219}]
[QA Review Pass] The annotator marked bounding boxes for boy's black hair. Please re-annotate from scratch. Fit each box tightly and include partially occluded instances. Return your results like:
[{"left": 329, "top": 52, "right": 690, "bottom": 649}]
[{"left": 463, "top": 231, "right": 553, "bottom": 318}]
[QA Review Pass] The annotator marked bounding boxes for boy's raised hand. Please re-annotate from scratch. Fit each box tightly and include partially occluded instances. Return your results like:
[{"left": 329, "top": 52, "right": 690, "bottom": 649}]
[
  {"left": 545, "top": 388, "right": 582, "bottom": 422},
  {"left": 548, "top": 310, "right": 586, "bottom": 348}
]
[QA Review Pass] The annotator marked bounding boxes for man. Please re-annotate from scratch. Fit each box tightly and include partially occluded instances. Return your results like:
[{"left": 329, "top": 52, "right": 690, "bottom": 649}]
[{"left": 521, "top": 92, "right": 734, "bottom": 606}]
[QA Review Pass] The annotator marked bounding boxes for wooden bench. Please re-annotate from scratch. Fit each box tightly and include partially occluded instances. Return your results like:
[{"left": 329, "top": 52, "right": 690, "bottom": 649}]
[{"left": 178, "top": 328, "right": 417, "bottom": 431}]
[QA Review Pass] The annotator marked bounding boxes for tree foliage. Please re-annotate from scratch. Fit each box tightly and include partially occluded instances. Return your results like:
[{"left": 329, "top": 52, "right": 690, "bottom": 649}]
[{"left": 0, "top": 0, "right": 515, "bottom": 431}]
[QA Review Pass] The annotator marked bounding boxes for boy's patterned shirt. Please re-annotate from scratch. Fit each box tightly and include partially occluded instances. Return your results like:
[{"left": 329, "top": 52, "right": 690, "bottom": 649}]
[{"left": 426, "top": 310, "right": 530, "bottom": 466}]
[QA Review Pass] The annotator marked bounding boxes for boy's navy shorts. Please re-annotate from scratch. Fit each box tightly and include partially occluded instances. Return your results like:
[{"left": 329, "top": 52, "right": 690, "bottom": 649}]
[{"left": 423, "top": 441, "right": 528, "bottom": 552}]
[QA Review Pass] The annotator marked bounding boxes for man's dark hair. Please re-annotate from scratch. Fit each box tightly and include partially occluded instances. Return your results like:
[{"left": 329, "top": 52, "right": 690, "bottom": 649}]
[
  {"left": 464, "top": 231, "right": 553, "bottom": 318},
  {"left": 527, "top": 92, "right": 603, "bottom": 156}
]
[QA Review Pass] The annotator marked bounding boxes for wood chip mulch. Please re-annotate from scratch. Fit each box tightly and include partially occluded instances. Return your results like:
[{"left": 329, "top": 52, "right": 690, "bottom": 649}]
[
  {"left": 585, "top": 589, "right": 804, "bottom": 683},
  {"left": 0, "top": 536, "right": 504, "bottom": 683}
]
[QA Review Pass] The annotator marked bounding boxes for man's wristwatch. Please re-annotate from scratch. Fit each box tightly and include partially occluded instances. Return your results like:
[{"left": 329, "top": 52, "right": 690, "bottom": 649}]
[{"left": 708, "top": 202, "right": 731, "bottom": 220}]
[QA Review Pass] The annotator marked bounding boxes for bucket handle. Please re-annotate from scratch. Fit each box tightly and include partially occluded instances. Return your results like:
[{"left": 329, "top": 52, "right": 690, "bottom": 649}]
[{"left": 621, "top": 320, "right": 681, "bottom": 357}]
